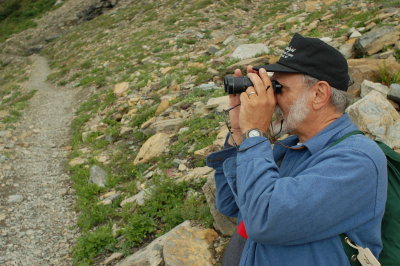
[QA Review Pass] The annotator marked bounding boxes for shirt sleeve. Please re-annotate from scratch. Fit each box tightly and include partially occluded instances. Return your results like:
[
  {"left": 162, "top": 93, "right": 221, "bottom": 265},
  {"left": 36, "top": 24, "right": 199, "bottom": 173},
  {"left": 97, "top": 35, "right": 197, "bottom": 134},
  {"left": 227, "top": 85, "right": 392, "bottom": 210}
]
[
  {"left": 206, "top": 146, "right": 239, "bottom": 217},
  {"left": 229, "top": 136, "right": 387, "bottom": 246}
]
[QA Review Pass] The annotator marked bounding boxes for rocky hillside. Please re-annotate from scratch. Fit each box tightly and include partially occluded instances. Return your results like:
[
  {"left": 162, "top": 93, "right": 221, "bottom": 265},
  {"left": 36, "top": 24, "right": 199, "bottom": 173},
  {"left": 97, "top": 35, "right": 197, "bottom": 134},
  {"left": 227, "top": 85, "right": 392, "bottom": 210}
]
[{"left": 1, "top": 0, "right": 399, "bottom": 265}]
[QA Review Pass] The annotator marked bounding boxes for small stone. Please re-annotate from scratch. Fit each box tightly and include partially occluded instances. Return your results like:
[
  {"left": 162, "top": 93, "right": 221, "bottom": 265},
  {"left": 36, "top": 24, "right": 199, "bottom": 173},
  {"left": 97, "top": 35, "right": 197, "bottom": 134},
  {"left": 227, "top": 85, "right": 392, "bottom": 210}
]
[
  {"left": 349, "top": 31, "right": 362, "bottom": 38},
  {"left": 178, "top": 164, "right": 187, "bottom": 171},
  {"left": 89, "top": 165, "right": 107, "bottom": 187},
  {"left": 197, "top": 82, "right": 218, "bottom": 90},
  {"left": 155, "top": 99, "right": 170, "bottom": 116},
  {"left": 69, "top": 157, "right": 87, "bottom": 167},
  {"left": 188, "top": 62, "right": 205, "bottom": 68},
  {"left": 7, "top": 195, "right": 24, "bottom": 203},
  {"left": 114, "top": 82, "right": 129, "bottom": 97},
  {"left": 320, "top": 37, "right": 333, "bottom": 43},
  {"left": 207, "top": 44, "right": 220, "bottom": 55},
  {"left": 120, "top": 189, "right": 149, "bottom": 207},
  {"left": 0, "top": 154, "right": 7, "bottom": 162},
  {"left": 161, "top": 66, "right": 173, "bottom": 75}
]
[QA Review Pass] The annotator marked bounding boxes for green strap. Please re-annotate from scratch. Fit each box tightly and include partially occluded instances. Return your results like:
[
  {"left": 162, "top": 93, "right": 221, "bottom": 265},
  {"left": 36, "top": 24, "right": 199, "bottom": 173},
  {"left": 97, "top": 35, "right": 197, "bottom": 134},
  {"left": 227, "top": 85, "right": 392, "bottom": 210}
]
[
  {"left": 330, "top": 130, "right": 364, "bottom": 265},
  {"left": 328, "top": 130, "right": 364, "bottom": 148}
]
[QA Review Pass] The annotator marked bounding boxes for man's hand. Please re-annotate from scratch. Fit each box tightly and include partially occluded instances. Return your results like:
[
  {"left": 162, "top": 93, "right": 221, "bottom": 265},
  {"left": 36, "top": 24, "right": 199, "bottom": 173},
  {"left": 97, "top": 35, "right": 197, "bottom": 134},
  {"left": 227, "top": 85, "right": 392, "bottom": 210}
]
[
  {"left": 227, "top": 66, "right": 259, "bottom": 146},
  {"left": 239, "top": 68, "right": 276, "bottom": 135}
]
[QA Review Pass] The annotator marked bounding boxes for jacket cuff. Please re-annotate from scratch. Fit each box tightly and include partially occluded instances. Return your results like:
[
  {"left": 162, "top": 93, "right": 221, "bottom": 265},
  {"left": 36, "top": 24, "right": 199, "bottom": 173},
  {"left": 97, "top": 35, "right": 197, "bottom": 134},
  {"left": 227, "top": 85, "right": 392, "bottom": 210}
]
[{"left": 206, "top": 146, "right": 237, "bottom": 169}]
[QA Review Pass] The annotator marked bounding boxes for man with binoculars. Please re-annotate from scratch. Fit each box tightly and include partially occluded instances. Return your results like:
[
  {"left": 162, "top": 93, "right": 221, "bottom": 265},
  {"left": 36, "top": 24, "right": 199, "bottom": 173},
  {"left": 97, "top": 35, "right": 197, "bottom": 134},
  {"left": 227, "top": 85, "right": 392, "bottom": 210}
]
[{"left": 206, "top": 33, "right": 387, "bottom": 265}]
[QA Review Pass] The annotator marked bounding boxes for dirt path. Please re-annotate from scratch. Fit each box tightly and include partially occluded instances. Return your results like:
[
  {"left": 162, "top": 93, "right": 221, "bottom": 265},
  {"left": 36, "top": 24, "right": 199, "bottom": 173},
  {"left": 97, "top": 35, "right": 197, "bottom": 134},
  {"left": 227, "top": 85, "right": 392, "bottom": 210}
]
[{"left": 0, "top": 55, "right": 79, "bottom": 265}]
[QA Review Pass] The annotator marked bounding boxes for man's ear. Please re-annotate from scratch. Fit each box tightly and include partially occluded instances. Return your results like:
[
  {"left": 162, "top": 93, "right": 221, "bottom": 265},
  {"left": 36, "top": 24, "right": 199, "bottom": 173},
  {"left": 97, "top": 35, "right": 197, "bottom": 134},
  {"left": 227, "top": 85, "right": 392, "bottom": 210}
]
[{"left": 311, "top": 81, "right": 331, "bottom": 110}]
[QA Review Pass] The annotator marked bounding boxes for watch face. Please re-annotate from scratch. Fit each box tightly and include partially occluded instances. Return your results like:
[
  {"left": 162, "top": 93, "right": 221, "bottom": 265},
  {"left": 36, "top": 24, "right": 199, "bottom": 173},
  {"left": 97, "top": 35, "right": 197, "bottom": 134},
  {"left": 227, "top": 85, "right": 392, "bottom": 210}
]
[{"left": 248, "top": 130, "right": 261, "bottom": 137}]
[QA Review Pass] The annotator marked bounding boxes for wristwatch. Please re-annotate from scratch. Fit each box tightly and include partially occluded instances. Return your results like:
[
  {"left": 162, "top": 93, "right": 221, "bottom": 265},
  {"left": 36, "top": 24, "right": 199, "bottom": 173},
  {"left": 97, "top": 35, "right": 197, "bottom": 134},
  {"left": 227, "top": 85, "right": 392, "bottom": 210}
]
[{"left": 242, "top": 128, "right": 268, "bottom": 140}]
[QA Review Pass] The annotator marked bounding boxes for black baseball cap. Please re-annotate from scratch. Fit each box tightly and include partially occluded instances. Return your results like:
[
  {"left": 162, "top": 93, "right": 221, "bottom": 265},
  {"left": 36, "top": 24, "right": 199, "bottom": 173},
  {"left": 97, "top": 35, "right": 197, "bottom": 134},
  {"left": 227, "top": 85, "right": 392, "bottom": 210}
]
[{"left": 256, "top": 33, "right": 350, "bottom": 91}]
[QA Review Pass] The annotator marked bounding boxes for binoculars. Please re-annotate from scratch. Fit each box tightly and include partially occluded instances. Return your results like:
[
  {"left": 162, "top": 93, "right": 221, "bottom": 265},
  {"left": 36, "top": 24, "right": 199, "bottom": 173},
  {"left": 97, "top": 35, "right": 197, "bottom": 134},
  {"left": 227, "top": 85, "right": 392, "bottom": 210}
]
[{"left": 224, "top": 76, "right": 283, "bottom": 95}]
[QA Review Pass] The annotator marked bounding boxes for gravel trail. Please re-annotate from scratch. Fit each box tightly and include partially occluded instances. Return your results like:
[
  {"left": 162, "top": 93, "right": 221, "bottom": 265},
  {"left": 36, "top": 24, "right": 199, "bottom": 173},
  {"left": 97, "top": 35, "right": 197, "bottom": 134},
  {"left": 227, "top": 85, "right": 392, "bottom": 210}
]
[{"left": 0, "top": 55, "right": 79, "bottom": 265}]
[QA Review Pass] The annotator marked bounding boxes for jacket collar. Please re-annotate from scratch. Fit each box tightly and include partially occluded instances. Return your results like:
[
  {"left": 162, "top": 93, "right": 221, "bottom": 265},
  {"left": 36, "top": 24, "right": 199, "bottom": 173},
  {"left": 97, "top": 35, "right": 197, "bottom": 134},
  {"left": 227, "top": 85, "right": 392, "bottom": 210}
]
[{"left": 302, "top": 114, "right": 357, "bottom": 154}]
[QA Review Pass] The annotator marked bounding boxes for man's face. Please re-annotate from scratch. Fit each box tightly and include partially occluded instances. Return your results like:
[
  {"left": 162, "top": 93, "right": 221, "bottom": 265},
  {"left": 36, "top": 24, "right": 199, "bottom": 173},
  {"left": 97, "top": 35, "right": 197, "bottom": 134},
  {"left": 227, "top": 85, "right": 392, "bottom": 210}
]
[{"left": 270, "top": 73, "right": 312, "bottom": 137}]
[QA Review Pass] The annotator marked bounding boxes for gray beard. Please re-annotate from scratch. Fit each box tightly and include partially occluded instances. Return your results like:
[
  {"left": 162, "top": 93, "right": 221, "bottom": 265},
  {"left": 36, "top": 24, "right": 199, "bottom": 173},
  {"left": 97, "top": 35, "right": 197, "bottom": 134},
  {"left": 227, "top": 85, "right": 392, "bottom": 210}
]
[{"left": 270, "top": 93, "right": 310, "bottom": 137}]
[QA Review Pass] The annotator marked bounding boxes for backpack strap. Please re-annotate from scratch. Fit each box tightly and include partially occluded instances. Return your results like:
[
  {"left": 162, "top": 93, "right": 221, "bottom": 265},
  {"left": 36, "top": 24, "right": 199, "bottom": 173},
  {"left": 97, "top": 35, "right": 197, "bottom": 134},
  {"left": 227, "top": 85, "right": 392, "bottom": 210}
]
[
  {"left": 340, "top": 234, "right": 362, "bottom": 266},
  {"left": 328, "top": 130, "right": 364, "bottom": 148},
  {"left": 328, "top": 130, "right": 364, "bottom": 265}
]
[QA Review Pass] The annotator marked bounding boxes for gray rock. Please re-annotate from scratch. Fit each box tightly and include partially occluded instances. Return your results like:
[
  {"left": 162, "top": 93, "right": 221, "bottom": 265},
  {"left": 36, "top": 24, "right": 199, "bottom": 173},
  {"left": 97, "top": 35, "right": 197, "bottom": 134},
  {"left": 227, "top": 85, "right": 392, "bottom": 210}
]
[
  {"left": 120, "top": 189, "right": 149, "bottom": 207},
  {"left": 207, "top": 45, "right": 220, "bottom": 55},
  {"left": 8, "top": 195, "right": 24, "bottom": 203},
  {"left": 202, "top": 172, "right": 236, "bottom": 236},
  {"left": 89, "top": 165, "right": 107, "bottom": 187},
  {"left": 360, "top": 80, "right": 389, "bottom": 98},
  {"left": 388, "top": 83, "right": 400, "bottom": 104},
  {"left": 230, "top": 44, "right": 270, "bottom": 60},
  {"left": 355, "top": 26, "right": 400, "bottom": 56}
]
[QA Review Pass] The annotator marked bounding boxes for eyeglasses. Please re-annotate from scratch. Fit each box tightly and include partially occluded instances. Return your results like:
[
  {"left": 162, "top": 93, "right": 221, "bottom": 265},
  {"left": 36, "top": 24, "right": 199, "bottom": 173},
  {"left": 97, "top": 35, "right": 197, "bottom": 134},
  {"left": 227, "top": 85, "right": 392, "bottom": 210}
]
[{"left": 222, "top": 103, "right": 241, "bottom": 149}]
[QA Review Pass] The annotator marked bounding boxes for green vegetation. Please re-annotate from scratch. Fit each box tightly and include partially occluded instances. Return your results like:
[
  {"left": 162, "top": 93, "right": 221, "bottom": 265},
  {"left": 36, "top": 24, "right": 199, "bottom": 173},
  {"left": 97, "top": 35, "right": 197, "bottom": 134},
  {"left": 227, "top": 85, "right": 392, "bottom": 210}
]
[
  {"left": 377, "top": 63, "right": 400, "bottom": 86},
  {"left": 0, "top": 0, "right": 60, "bottom": 42},
  {"left": 0, "top": 84, "right": 36, "bottom": 126},
  {"left": 1, "top": 0, "right": 396, "bottom": 264},
  {"left": 72, "top": 224, "right": 116, "bottom": 265}
]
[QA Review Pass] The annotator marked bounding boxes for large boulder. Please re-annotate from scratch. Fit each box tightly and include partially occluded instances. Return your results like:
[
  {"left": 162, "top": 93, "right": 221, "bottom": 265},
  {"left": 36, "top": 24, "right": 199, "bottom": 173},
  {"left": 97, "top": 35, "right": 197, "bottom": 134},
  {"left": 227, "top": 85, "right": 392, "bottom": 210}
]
[
  {"left": 346, "top": 91, "right": 400, "bottom": 149},
  {"left": 116, "top": 221, "right": 218, "bottom": 266},
  {"left": 163, "top": 221, "right": 218, "bottom": 266}
]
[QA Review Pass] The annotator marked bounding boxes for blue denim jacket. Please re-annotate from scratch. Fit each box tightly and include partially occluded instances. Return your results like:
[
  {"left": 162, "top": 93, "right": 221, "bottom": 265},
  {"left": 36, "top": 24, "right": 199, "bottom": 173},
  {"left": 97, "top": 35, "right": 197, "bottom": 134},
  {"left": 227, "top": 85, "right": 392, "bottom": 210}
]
[{"left": 206, "top": 114, "right": 387, "bottom": 266}]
